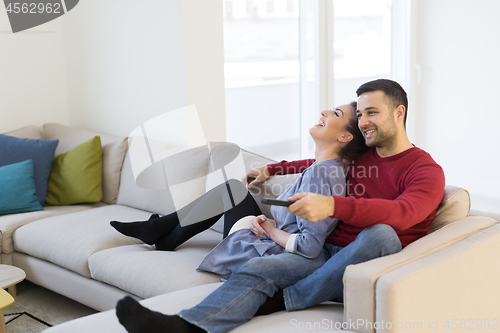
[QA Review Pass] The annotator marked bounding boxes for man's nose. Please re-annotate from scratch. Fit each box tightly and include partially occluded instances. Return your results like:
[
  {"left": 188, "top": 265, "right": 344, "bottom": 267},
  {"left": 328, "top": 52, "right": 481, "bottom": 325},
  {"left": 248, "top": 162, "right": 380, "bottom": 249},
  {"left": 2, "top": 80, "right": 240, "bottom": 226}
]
[{"left": 358, "top": 114, "right": 369, "bottom": 128}]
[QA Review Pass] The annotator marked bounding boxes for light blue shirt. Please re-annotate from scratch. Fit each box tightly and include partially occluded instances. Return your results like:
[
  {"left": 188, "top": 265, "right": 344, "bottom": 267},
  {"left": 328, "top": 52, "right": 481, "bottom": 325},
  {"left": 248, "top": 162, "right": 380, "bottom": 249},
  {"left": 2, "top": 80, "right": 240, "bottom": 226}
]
[{"left": 197, "top": 158, "right": 345, "bottom": 280}]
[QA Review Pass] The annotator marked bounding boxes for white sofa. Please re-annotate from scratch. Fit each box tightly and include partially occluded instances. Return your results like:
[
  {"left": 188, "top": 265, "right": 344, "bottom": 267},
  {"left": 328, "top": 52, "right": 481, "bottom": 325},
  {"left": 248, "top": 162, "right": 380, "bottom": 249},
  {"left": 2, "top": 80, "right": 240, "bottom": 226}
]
[{"left": 1, "top": 124, "right": 499, "bottom": 333}]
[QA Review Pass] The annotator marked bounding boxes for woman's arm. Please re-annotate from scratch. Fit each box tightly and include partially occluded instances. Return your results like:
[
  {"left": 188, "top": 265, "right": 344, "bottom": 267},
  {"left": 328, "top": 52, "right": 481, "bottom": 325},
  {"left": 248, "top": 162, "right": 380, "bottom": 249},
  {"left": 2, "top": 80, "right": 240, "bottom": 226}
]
[
  {"left": 283, "top": 161, "right": 345, "bottom": 258},
  {"left": 250, "top": 216, "right": 292, "bottom": 250},
  {"left": 251, "top": 160, "right": 345, "bottom": 258}
]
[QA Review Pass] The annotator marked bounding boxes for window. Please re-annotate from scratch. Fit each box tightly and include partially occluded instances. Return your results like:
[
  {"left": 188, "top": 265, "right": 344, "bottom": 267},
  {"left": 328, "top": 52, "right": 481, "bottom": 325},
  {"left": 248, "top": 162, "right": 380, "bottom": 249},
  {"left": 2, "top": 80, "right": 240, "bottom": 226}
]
[
  {"left": 224, "top": 1, "right": 233, "bottom": 18},
  {"left": 287, "top": 0, "right": 295, "bottom": 14},
  {"left": 333, "top": 0, "right": 394, "bottom": 104},
  {"left": 266, "top": 1, "right": 274, "bottom": 14},
  {"left": 246, "top": 1, "right": 254, "bottom": 16},
  {"left": 223, "top": 0, "right": 411, "bottom": 160}
]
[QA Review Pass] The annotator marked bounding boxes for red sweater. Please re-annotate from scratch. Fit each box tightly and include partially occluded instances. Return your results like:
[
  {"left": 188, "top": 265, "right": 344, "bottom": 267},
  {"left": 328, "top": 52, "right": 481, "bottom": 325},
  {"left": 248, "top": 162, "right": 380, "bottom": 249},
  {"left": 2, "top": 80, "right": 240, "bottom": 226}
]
[{"left": 267, "top": 147, "right": 445, "bottom": 247}]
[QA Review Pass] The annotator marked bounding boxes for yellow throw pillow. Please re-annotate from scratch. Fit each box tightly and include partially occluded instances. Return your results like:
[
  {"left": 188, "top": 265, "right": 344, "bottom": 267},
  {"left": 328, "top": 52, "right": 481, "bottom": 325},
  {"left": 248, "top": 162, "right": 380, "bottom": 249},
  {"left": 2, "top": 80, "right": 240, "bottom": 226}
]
[{"left": 45, "top": 136, "right": 103, "bottom": 206}]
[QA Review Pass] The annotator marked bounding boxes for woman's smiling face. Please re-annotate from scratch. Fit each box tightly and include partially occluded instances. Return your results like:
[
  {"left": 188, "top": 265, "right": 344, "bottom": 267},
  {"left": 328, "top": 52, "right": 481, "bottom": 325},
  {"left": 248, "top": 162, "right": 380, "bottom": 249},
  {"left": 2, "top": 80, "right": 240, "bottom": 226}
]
[{"left": 309, "top": 104, "right": 354, "bottom": 144}]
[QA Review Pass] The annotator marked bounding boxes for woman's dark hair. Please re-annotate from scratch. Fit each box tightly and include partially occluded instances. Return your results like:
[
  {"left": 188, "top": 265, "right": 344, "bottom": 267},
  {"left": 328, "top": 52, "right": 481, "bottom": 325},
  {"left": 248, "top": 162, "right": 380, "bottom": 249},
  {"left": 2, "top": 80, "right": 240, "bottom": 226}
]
[{"left": 340, "top": 101, "right": 369, "bottom": 159}]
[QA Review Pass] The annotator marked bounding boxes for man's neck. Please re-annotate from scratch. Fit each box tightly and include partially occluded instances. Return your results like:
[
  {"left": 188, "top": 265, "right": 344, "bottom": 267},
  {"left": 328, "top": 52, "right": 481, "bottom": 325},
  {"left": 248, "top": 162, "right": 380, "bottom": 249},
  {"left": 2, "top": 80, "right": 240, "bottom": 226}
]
[{"left": 376, "top": 133, "right": 413, "bottom": 158}]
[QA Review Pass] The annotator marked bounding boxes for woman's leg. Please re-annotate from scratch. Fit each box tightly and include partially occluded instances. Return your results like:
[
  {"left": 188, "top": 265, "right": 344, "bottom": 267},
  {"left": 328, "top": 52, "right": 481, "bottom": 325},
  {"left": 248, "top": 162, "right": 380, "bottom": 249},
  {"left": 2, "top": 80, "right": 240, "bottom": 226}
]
[
  {"left": 222, "top": 188, "right": 262, "bottom": 238},
  {"left": 111, "top": 179, "right": 249, "bottom": 245},
  {"left": 155, "top": 180, "right": 262, "bottom": 251},
  {"left": 110, "top": 212, "right": 178, "bottom": 245}
]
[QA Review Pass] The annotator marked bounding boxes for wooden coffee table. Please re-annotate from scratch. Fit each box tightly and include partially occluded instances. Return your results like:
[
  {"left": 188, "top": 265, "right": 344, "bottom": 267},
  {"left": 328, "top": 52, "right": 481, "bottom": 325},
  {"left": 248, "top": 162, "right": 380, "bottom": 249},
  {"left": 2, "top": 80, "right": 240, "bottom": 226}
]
[
  {"left": 0, "top": 264, "right": 26, "bottom": 297},
  {"left": 0, "top": 265, "right": 25, "bottom": 333}
]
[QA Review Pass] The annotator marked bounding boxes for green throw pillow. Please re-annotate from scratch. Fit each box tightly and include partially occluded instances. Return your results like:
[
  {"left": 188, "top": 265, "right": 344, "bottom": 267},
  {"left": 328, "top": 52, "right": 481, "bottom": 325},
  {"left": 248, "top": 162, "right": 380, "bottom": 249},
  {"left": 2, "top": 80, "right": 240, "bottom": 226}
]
[{"left": 45, "top": 136, "right": 103, "bottom": 206}]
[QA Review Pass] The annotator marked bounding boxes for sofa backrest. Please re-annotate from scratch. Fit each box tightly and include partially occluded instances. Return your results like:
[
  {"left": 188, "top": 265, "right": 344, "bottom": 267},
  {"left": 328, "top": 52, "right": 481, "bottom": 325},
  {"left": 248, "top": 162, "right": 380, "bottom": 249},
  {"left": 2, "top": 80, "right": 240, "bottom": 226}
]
[
  {"left": 41, "top": 123, "right": 128, "bottom": 205},
  {"left": 115, "top": 146, "right": 283, "bottom": 218},
  {"left": 4, "top": 125, "right": 42, "bottom": 139},
  {"left": 117, "top": 144, "right": 470, "bottom": 235},
  {"left": 116, "top": 151, "right": 177, "bottom": 215}
]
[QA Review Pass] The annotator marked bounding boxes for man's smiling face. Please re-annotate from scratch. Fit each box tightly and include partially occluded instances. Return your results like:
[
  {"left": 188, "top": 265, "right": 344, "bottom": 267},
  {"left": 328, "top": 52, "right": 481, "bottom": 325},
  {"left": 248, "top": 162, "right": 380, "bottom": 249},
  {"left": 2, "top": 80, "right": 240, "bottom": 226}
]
[{"left": 356, "top": 90, "right": 398, "bottom": 148}]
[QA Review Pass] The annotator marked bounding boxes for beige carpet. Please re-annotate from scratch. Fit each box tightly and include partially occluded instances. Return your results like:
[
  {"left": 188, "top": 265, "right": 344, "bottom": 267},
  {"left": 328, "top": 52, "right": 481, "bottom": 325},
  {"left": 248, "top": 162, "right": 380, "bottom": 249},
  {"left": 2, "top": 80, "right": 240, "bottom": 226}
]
[
  {"left": 4, "top": 301, "right": 52, "bottom": 333},
  {"left": 3, "top": 280, "right": 98, "bottom": 332}
]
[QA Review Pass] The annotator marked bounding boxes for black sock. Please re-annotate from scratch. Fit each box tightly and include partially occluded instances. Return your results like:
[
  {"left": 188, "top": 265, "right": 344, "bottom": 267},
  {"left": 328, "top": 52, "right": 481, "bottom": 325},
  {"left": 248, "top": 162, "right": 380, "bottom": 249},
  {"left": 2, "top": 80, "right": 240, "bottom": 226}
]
[
  {"left": 255, "top": 289, "right": 286, "bottom": 316},
  {"left": 110, "top": 213, "right": 179, "bottom": 245},
  {"left": 115, "top": 296, "right": 205, "bottom": 333}
]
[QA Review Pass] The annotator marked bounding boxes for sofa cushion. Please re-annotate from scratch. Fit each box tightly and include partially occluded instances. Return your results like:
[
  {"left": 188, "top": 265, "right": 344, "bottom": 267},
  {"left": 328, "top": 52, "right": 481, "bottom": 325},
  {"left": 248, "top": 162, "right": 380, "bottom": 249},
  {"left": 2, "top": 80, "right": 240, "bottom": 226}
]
[
  {"left": 41, "top": 124, "right": 127, "bottom": 205},
  {"left": 0, "top": 134, "right": 59, "bottom": 206},
  {"left": 43, "top": 283, "right": 350, "bottom": 333},
  {"left": 0, "top": 160, "right": 42, "bottom": 216},
  {"left": 45, "top": 136, "right": 103, "bottom": 206},
  {"left": 3, "top": 126, "right": 41, "bottom": 139},
  {"left": 428, "top": 185, "right": 471, "bottom": 234},
  {"left": 117, "top": 152, "right": 177, "bottom": 215},
  {"left": 0, "top": 204, "right": 105, "bottom": 254},
  {"left": 89, "top": 230, "right": 222, "bottom": 299},
  {"left": 13, "top": 205, "right": 151, "bottom": 277}
]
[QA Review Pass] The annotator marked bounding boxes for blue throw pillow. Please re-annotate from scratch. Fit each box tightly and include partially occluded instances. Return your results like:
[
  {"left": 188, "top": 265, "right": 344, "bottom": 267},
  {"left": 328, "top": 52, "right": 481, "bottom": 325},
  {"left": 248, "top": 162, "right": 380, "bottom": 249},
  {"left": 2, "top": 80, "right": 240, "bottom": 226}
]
[
  {"left": 0, "top": 160, "right": 43, "bottom": 215},
  {"left": 0, "top": 134, "right": 59, "bottom": 206}
]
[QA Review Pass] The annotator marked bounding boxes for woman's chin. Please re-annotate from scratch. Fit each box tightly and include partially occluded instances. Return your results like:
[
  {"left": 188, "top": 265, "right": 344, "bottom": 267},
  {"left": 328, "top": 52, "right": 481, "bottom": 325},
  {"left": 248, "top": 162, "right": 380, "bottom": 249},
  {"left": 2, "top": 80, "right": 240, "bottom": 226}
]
[
  {"left": 309, "top": 129, "right": 320, "bottom": 143},
  {"left": 309, "top": 125, "right": 324, "bottom": 138},
  {"left": 309, "top": 126, "right": 319, "bottom": 135}
]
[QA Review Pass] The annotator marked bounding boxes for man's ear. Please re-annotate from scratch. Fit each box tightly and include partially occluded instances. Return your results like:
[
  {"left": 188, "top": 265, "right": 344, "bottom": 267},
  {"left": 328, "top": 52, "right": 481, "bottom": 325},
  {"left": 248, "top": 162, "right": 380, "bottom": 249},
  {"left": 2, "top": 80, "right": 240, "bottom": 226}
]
[
  {"left": 338, "top": 132, "right": 353, "bottom": 143},
  {"left": 395, "top": 105, "right": 406, "bottom": 124}
]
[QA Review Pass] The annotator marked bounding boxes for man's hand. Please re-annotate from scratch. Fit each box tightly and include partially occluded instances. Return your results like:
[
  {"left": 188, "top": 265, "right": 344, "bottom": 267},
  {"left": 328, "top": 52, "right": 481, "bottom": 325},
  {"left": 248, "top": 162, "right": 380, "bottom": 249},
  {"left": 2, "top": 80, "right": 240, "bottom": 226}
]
[
  {"left": 287, "top": 193, "right": 335, "bottom": 222},
  {"left": 242, "top": 165, "right": 270, "bottom": 189}
]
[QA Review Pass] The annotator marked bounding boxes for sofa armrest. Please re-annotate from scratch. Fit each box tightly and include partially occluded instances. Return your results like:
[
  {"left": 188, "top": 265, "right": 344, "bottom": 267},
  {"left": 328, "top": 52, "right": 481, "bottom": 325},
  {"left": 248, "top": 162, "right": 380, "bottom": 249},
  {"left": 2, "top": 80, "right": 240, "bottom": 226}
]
[
  {"left": 470, "top": 209, "right": 500, "bottom": 222},
  {"left": 343, "top": 216, "right": 498, "bottom": 333},
  {"left": 375, "top": 223, "right": 500, "bottom": 332}
]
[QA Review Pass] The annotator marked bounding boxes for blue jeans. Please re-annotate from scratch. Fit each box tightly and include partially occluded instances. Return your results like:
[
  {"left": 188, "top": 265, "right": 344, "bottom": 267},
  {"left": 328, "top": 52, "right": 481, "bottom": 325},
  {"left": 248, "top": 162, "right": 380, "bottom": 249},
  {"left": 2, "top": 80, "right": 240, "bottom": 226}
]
[{"left": 179, "top": 224, "right": 402, "bottom": 333}]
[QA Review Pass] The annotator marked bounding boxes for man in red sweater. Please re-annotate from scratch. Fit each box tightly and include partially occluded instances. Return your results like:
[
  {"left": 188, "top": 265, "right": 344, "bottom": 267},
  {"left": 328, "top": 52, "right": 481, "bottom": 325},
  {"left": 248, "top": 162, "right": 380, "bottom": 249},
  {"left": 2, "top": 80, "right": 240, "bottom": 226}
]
[{"left": 246, "top": 78, "right": 445, "bottom": 312}]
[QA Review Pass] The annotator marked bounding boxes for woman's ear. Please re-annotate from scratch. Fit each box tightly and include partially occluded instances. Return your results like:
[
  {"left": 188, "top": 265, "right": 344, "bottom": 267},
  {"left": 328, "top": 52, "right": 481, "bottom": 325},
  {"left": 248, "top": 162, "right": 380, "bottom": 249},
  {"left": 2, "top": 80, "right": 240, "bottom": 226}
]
[{"left": 338, "top": 132, "right": 353, "bottom": 143}]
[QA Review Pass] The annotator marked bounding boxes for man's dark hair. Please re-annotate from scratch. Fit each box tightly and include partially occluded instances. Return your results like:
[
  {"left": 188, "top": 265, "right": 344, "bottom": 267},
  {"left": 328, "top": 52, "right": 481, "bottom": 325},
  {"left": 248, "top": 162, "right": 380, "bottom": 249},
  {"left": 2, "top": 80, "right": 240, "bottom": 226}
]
[
  {"left": 356, "top": 79, "right": 408, "bottom": 127},
  {"left": 341, "top": 101, "right": 369, "bottom": 159}
]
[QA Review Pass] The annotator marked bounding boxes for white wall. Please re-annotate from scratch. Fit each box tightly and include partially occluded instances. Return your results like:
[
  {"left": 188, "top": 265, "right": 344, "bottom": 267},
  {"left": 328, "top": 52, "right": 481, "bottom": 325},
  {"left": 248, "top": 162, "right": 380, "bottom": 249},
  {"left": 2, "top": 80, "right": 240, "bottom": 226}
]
[
  {"left": 62, "top": 0, "right": 187, "bottom": 138},
  {"left": 0, "top": 10, "right": 69, "bottom": 133},
  {"left": 415, "top": 0, "right": 500, "bottom": 213},
  {"left": 61, "top": 0, "right": 225, "bottom": 141},
  {"left": 182, "top": 1, "right": 226, "bottom": 142}
]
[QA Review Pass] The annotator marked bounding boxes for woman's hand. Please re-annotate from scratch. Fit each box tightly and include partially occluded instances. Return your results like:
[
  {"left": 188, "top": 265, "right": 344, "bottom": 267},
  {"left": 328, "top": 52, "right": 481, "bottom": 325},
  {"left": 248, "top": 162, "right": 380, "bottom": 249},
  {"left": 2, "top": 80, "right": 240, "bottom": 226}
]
[
  {"left": 250, "top": 215, "right": 273, "bottom": 240},
  {"left": 242, "top": 166, "right": 270, "bottom": 189}
]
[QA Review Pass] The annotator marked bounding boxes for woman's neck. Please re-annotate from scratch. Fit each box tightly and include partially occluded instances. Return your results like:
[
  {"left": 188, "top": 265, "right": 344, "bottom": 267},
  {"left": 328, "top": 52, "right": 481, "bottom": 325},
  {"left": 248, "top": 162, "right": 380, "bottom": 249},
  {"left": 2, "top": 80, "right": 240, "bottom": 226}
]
[{"left": 314, "top": 143, "right": 341, "bottom": 163}]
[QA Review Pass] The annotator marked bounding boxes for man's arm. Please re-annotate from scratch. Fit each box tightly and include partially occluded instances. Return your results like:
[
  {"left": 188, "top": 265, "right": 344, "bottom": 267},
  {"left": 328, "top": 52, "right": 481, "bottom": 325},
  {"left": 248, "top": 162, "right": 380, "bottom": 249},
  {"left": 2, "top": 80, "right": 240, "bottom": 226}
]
[
  {"left": 289, "top": 161, "right": 445, "bottom": 231},
  {"left": 244, "top": 159, "right": 316, "bottom": 189},
  {"left": 267, "top": 159, "right": 315, "bottom": 176},
  {"left": 332, "top": 163, "right": 445, "bottom": 231}
]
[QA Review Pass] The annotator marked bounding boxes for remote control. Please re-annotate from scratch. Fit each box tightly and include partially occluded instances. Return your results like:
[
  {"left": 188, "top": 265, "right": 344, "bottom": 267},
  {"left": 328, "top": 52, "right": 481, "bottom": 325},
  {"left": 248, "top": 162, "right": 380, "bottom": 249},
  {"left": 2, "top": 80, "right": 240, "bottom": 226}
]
[{"left": 261, "top": 198, "right": 295, "bottom": 207}]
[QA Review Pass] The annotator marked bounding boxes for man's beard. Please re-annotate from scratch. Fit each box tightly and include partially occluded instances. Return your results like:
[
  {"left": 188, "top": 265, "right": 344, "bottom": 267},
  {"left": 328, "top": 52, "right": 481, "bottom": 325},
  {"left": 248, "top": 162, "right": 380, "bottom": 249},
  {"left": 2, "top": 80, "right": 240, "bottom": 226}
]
[{"left": 365, "top": 121, "right": 398, "bottom": 148}]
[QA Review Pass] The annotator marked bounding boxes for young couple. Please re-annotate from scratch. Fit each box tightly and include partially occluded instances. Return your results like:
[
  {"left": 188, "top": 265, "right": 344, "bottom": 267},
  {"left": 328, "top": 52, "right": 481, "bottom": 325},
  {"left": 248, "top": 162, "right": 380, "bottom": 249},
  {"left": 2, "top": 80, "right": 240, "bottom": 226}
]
[{"left": 111, "top": 79, "right": 445, "bottom": 333}]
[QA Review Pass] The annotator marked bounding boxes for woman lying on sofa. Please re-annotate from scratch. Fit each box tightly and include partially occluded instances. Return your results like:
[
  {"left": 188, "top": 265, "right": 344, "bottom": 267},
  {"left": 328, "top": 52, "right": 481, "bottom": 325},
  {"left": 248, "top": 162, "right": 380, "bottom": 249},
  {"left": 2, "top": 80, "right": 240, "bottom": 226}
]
[{"left": 111, "top": 102, "right": 367, "bottom": 281}]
